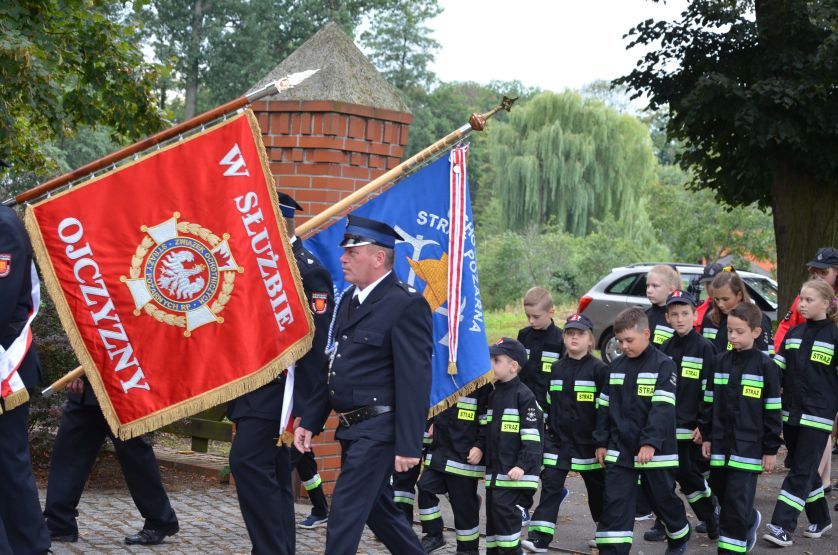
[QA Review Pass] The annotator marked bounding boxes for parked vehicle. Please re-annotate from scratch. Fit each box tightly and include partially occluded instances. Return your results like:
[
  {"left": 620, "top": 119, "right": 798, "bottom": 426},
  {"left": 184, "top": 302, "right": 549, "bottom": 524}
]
[{"left": 577, "top": 263, "right": 778, "bottom": 362}]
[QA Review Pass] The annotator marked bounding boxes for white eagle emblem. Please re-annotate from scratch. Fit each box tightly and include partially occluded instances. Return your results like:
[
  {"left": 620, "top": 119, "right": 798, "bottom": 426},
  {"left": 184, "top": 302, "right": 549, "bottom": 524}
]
[{"left": 156, "top": 250, "right": 206, "bottom": 300}]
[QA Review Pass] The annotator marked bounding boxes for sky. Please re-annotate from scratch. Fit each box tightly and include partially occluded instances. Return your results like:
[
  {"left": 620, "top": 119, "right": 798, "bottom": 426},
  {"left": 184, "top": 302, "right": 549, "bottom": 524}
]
[{"left": 428, "top": 0, "right": 689, "bottom": 93}]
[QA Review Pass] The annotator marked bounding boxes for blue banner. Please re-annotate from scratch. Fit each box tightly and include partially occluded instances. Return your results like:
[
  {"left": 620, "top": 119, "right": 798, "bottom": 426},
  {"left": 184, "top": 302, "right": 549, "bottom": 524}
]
[{"left": 304, "top": 153, "right": 490, "bottom": 412}]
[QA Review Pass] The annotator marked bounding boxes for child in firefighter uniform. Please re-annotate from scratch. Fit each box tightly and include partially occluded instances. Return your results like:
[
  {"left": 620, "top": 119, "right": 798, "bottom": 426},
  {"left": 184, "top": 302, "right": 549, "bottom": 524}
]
[
  {"left": 643, "top": 291, "right": 719, "bottom": 542},
  {"left": 700, "top": 302, "right": 782, "bottom": 553},
  {"left": 763, "top": 279, "right": 837, "bottom": 547},
  {"left": 523, "top": 314, "right": 606, "bottom": 553},
  {"left": 517, "top": 287, "right": 564, "bottom": 411},
  {"left": 646, "top": 265, "right": 682, "bottom": 348},
  {"left": 485, "top": 338, "right": 543, "bottom": 555},
  {"left": 416, "top": 384, "right": 491, "bottom": 554},
  {"left": 593, "top": 308, "right": 691, "bottom": 555}
]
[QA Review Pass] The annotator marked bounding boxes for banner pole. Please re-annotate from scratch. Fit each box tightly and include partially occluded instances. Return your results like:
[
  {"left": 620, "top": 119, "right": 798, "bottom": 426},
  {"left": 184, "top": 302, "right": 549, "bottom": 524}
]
[
  {"left": 294, "top": 96, "right": 517, "bottom": 239},
  {"left": 38, "top": 95, "right": 515, "bottom": 397},
  {"left": 5, "top": 70, "right": 319, "bottom": 208}
]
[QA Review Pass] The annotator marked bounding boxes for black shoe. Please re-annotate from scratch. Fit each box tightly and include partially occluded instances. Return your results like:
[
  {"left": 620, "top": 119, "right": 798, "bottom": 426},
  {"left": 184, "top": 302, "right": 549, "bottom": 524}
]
[
  {"left": 521, "top": 536, "right": 550, "bottom": 552},
  {"left": 705, "top": 513, "right": 720, "bottom": 541},
  {"left": 50, "top": 533, "right": 78, "bottom": 543},
  {"left": 695, "top": 521, "right": 707, "bottom": 534},
  {"left": 124, "top": 522, "right": 179, "bottom": 545},
  {"left": 664, "top": 542, "right": 688, "bottom": 555},
  {"left": 420, "top": 534, "right": 446, "bottom": 554},
  {"left": 644, "top": 520, "right": 667, "bottom": 542},
  {"left": 763, "top": 523, "right": 792, "bottom": 547}
]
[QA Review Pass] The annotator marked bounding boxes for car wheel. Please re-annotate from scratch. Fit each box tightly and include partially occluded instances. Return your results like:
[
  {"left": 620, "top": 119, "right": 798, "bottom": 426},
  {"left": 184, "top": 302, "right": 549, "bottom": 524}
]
[{"left": 600, "top": 328, "right": 622, "bottom": 363}]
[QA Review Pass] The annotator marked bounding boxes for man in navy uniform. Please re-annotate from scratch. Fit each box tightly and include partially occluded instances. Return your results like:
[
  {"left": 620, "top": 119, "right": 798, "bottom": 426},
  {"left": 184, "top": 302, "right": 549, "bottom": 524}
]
[
  {"left": 295, "top": 214, "right": 433, "bottom": 555},
  {"left": 0, "top": 196, "right": 51, "bottom": 555},
  {"left": 43, "top": 382, "right": 179, "bottom": 542},
  {"left": 228, "top": 192, "right": 334, "bottom": 554}
]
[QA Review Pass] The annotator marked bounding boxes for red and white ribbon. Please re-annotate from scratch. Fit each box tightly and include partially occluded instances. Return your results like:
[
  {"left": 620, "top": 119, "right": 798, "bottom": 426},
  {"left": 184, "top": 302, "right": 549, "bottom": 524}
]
[
  {"left": 0, "top": 262, "right": 40, "bottom": 405},
  {"left": 447, "top": 146, "right": 469, "bottom": 374}
]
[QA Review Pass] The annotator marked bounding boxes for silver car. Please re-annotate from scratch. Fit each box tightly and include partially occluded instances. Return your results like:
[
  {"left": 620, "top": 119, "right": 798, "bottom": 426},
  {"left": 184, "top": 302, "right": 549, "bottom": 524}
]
[{"left": 577, "top": 263, "right": 778, "bottom": 362}]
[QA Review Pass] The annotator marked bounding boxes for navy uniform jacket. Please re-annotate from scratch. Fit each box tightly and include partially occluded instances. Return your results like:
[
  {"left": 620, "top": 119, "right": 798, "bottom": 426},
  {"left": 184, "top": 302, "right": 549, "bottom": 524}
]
[
  {"left": 774, "top": 318, "right": 838, "bottom": 432},
  {"left": 661, "top": 329, "right": 716, "bottom": 440},
  {"left": 699, "top": 348, "right": 782, "bottom": 472},
  {"left": 647, "top": 304, "right": 674, "bottom": 348},
  {"left": 517, "top": 321, "right": 564, "bottom": 408},
  {"left": 424, "top": 384, "right": 491, "bottom": 478},
  {"left": 482, "top": 377, "right": 543, "bottom": 490},
  {"left": 228, "top": 239, "right": 334, "bottom": 422},
  {"left": 0, "top": 205, "right": 40, "bottom": 391},
  {"left": 594, "top": 344, "right": 679, "bottom": 470},
  {"left": 700, "top": 310, "right": 774, "bottom": 356},
  {"left": 545, "top": 353, "right": 608, "bottom": 472},
  {"left": 301, "top": 271, "right": 433, "bottom": 458}
]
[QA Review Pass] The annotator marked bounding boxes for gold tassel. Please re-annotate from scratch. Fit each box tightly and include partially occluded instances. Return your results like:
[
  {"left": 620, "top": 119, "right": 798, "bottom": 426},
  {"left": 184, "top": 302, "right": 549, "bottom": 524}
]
[
  {"left": 277, "top": 430, "right": 295, "bottom": 447},
  {"left": 447, "top": 361, "right": 458, "bottom": 375}
]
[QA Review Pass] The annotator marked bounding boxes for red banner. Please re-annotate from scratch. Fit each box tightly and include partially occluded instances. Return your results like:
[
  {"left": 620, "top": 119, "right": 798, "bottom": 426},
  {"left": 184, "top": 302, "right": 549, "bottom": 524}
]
[{"left": 25, "top": 111, "right": 312, "bottom": 439}]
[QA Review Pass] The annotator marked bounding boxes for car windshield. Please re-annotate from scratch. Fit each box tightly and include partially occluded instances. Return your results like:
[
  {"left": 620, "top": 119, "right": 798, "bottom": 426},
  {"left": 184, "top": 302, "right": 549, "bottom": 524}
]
[{"left": 743, "top": 277, "right": 778, "bottom": 309}]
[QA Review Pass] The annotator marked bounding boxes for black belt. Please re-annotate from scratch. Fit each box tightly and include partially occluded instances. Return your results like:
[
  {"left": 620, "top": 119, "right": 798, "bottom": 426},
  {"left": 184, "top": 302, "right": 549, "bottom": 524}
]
[{"left": 337, "top": 405, "right": 392, "bottom": 427}]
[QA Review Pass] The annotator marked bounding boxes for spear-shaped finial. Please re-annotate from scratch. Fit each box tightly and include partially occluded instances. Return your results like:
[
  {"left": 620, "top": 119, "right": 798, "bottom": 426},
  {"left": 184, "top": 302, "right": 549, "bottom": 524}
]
[{"left": 469, "top": 95, "right": 518, "bottom": 131}]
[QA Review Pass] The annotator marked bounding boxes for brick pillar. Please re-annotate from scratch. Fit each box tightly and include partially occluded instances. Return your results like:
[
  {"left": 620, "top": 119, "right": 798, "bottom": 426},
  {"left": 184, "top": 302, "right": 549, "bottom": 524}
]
[{"left": 252, "top": 98, "right": 412, "bottom": 496}]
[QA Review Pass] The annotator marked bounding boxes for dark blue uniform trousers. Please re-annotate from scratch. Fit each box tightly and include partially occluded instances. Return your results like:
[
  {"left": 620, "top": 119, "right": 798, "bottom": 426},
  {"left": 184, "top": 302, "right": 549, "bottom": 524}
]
[
  {"left": 229, "top": 417, "right": 295, "bottom": 555},
  {"left": 0, "top": 403, "right": 50, "bottom": 555},
  {"left": 326, "top": 437, "right": 423, "bottom": 555},
  {"left": 43, "top": 400, "right": 177, "bottom": 537}
]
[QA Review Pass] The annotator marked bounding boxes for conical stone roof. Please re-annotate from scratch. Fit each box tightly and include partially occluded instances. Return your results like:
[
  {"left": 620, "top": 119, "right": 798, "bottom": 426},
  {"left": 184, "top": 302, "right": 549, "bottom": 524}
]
[{"left": 249, "top": 21, "right": 410, "bottom": 114}]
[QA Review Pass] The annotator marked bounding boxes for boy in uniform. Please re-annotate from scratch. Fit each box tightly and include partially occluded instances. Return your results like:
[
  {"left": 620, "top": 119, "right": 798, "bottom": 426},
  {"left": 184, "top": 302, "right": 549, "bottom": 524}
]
[
  {"left": 700, "top": 302, "right": 782, "bottom": 553},
  {"left": 485, "top": 338, "right": 543, "bottom": 555},
  {"left": 517, "top": 287, "right": 564, "bottom": 408},
  {"left": 416, "top": 384, "right": 491, "bottom": 554},
  {"left": 643, "top": 291, "right": 719, "bottom": 542},
  {"left": 594, "top": 308, "right": 691, "bottom": 555}
]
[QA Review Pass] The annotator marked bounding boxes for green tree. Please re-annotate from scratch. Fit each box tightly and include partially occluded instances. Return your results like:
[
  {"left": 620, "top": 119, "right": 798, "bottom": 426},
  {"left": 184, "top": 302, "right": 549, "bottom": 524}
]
[
  {"left": 0, "top": 0, "right": 163, "bottom": 173},
  {"left": 142, "top": 0, "right": 392, "bottom": 118},
  {"left": 360, "top": 0, "right": 441, "bottom": 90},
  {"left": 648, "top": 164, "right": 776, "bottom": 267},
  {"left": 616, "top": 0, "right": 838, "bottom": 311},
  {"left": 489, "top": 91, "right": 657, "bottom": 236}
]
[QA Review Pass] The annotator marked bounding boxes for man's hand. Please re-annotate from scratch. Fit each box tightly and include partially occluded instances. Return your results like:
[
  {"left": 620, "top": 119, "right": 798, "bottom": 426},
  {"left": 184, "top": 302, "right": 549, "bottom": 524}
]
[
  {"left": 636, "top": 444, "right": 655, "bottom": 464},
  {"left": 466, "top": 447, "right": 483, "bottom": 465},
  {"left": 66, "top": 378, "right": 84, "bottom": 395},
  {"left": 507, "top": 466, "right": 524, "bottom": 481},
  {"left": 702, "top": 441, "right": 712, "bottom": 459},
  {"left": 762, "top": 454, "right": 776, "bottom": 473},
  {"left": 395, "top": 456, "right": 420, "bottom": 473},
  {"left": 294, "top": 427, "right": 313, "bottom": 453},
  {"left": 691, "top": 427, "right": 703, "bottom": 444},
  {"left": 596, "top": 447, "right": 607, "bottom": 467}
]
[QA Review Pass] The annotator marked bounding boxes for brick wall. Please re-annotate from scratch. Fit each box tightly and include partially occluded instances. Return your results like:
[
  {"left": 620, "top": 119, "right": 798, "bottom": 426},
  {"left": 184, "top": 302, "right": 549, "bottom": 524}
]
[{"left": 252, "top": 98, "right": 412, "bottom": 496}]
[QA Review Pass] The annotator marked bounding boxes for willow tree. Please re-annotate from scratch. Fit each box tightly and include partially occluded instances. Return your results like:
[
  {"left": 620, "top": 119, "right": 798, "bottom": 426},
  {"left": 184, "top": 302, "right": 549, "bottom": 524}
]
[{"left": 490, "top": 91, "right": 657, "bottom": 236}]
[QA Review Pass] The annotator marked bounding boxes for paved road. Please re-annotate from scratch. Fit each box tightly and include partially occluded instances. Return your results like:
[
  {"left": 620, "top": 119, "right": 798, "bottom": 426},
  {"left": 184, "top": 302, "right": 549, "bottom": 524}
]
[{"left": 44, "top": 451, "right": 838, "bottom": 554}]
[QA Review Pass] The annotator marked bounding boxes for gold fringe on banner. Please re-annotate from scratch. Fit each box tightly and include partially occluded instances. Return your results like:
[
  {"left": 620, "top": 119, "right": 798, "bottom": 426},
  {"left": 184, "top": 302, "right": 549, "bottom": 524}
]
[
  {"left": 277, "top": 430, "right": 295, "bottom": 447},
  {"left": 0, "top": 388, "right": 30, "bottom": 414},
  {"left": 428, "top": 369, "right": 494, "bottom": 419},
  {"left": 24, "top": 109, "right": 315, "bottom": 440}
]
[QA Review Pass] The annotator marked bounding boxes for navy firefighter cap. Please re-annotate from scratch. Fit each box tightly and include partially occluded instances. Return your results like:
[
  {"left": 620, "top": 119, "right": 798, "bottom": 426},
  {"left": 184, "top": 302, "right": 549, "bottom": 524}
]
[
  {"left": 277, "top": 192, "right": 303, "bottom": 219},
  {"left": 666, "top": 290, "right": 696, "bottom": 307},
  {"left": 807, "top": 247, "right": 838, "bottom": 269},
  {"left": 564, "top": 313, "right": 593, "bottom": 332},
  {"left": 489, "top": 337, "right": 528, "bottom": 369},
  {"left": 339, "top": 214, "right": 403, "bottom": 249}
]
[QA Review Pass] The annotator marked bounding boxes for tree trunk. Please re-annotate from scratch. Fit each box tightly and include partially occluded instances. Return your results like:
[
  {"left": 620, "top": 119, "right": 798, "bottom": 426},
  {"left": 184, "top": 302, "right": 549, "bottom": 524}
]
[
  {"left": 770, "top": 158, "right": 838, "bottom": 315},
  {"left": 184, "top": 0, "right": 206, "bottom": 119}
]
